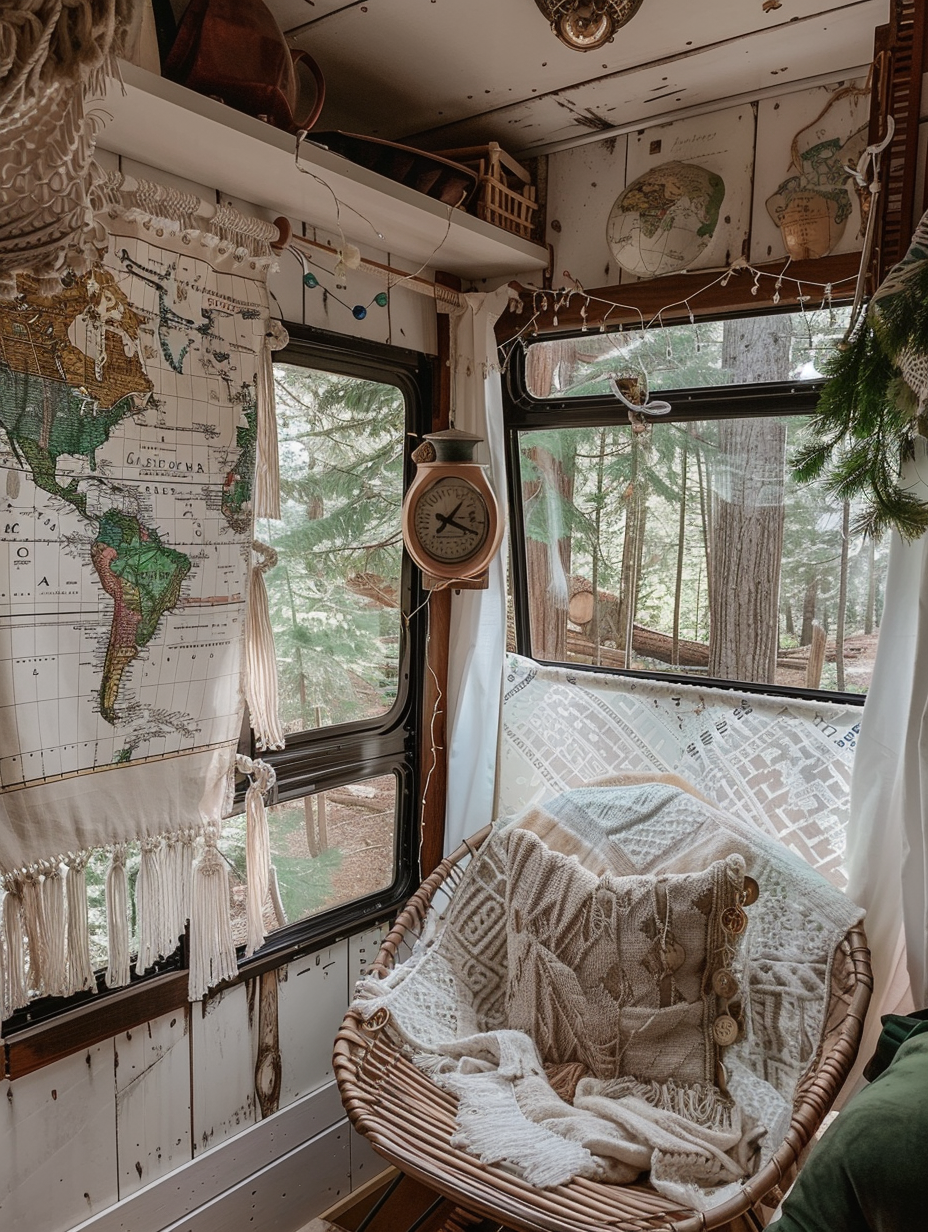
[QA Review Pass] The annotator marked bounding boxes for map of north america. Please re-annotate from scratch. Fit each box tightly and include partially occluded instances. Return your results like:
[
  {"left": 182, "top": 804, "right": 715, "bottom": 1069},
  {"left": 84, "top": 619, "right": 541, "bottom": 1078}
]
[{"left": 0, "top": 239, "right": 264, "bottom": 789}]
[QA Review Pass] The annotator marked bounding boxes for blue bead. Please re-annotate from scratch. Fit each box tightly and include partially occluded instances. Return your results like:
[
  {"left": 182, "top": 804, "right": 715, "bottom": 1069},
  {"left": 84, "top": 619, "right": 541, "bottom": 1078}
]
[
  {"left": 303, "top": 272, "right": 319, "bottom": 288},
  {"left": 352, "top": 305, "right": 368, "bottom": 320}
]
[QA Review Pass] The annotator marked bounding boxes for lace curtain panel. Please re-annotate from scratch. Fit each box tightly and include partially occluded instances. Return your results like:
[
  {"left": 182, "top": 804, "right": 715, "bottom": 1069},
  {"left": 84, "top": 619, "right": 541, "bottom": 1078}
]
[
  {"left": 498, "top": 654, "right": 860, "bottom": 891},
  {"left": 0, "top": 174, "right": 282, "bottom": 1016}
]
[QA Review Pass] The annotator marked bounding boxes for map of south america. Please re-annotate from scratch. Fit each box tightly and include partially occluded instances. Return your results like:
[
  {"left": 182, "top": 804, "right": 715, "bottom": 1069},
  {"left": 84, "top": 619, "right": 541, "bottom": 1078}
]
[{"left": 0, "top": 244, "right": 262, "bottom": 785}]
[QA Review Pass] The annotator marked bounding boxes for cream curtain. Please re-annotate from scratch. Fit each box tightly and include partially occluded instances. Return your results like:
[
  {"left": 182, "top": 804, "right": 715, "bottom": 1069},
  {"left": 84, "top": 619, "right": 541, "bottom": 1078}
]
[
  {"left": 842, "top": 441, "right": 928, "bottom": 1085},
  {"left": 442, "top": 287, "right": 512, "bottom": 854}
]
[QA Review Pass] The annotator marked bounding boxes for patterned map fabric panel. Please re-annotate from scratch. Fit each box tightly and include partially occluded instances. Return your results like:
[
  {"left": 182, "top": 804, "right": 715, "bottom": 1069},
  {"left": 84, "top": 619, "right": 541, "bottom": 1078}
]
[
  {"left": 0, "top": 186, "right": 278, "bottom": 1009},
  {"left": 499, "top": 654, "right": 859, "bottom": 889}
]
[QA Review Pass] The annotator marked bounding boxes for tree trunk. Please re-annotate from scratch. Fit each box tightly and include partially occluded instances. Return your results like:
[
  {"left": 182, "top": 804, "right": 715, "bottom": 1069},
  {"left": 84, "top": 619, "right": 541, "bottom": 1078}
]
[
  {"left": 708, "top": 317, "right": 790, "bottom": 682},
  {"left": 617, "top": 433, "right": 648, "bottom": 662},
  {"left": 672, "top": 440, "right": 688, "bottom": 668},
  {"left": 865, "top": 537, "right": 876, "bottom": 635},
  {"left": 524, "top": 443, "right": 575, "bottom": 660},
  {"left": 835, "top": 500, "right": 850, "bottom": 690},
  {"left": 800, "top": 576, "right": 818, "bottom": 646}
]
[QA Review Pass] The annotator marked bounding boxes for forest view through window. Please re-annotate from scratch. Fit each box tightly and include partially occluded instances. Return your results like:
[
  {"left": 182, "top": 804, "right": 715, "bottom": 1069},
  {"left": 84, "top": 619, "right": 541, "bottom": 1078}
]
[{"left": 515, "top": 312, "right": 888, "bottom": 695}]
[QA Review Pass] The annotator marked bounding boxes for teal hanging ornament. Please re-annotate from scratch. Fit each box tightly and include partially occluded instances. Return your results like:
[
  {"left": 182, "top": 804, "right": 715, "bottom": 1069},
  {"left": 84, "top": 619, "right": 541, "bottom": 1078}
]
[
  {"left": 792, "top": 210, "right": 928, "bottom": 541},
  {"left": 301, "top": 262, "right": 389, "bottom": 321}
]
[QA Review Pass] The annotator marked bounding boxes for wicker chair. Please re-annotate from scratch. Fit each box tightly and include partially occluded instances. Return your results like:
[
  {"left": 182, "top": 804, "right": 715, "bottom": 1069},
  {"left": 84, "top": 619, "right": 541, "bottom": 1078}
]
[{"left": 335, "top": 827, "right": 872, "bottom": 1232}]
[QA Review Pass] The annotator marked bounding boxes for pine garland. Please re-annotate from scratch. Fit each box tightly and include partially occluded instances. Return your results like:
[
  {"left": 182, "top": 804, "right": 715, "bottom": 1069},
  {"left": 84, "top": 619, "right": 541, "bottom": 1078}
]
[{"left": 792, "top": 224, "right": 928, "bottom": 542}]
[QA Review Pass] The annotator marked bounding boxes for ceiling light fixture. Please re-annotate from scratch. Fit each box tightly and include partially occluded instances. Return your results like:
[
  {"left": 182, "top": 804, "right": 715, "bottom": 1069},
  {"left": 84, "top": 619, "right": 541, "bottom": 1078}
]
[{"left": 533, "top": 0, "right": 646, "bottom": 51}]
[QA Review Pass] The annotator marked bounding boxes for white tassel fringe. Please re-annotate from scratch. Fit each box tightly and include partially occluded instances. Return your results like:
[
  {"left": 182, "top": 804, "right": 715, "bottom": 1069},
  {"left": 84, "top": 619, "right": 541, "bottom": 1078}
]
[
  {"left": 3, "top": 880, "right": 27, "bottom": 1013},
  {"left": 188, "top": 828, "right": 237, "bottom": 1001},
  {"left": 244, "top": 541, "right": 285, "bottom": 751},
  {"left": 254, "top": 321, "right": 288, "bottom": 519},
  {"left": 65, "top": 855, "right": 96, "bottom": 996},
  {"left": 41, "top": 864, "right": 68, "bottom": 998},
  {"left": 135, "top": 836, "right": 168, "bottom": 976},
  {"left": 236, "top": 754, "right": 277, "bottom": 957},
  {"left": 105, "top": 844, "right": 131, "bottom": 988}
]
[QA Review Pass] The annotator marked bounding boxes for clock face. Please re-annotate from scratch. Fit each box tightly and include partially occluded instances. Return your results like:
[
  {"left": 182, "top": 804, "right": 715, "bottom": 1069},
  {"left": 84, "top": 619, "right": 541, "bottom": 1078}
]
[{"left": 412, "top": 476, "right": 490, "bottom": 565}]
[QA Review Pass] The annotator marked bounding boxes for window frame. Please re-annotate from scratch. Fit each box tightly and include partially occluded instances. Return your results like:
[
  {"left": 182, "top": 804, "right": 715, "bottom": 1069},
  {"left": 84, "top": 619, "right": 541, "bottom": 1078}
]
[
  {"left": 1, "top": 324, "right": 433, "bottom": 1061},
  {"left": 502, "top": 312, "right": 869, "bottom": 708}
]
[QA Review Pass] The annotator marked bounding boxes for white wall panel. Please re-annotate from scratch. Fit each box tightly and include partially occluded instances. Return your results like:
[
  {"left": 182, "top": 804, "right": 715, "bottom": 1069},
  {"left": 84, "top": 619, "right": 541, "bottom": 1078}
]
[
  {"left": 191, "top": 983, "right": 257, "bottom": 1154},
  {"left": 277, "top": 942, "right": 349, "bottom": 1107},
  {"left": 0, "top": 1046, "right": 118, "bottom": 1232},
  {"left": 546, "top": 137, "right": 629, "bottom": 290},
  {"left": 115, "top": 1011, "right": 192, "bottom": 1198}
]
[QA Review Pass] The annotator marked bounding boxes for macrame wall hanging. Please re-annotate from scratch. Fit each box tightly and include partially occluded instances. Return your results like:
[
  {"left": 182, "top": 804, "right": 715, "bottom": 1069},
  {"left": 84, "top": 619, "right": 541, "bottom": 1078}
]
[
  {"left": 0, "top": 171, "right": 287, "bottom": 1014},
  {"left": 0, "top": 0, "right": 133, "bottom": 297}
]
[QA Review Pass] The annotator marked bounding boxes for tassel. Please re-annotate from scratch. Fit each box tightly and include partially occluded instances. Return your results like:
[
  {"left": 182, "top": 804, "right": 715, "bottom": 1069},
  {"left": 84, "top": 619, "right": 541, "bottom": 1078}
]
[
  {"left": 244, "top": 541, "right": 285, "bottom": 751},
  {"left": 20, "top": 868, "right": 48, "bottom": 995},
  {"left": 254, "top": 321, "right": 288, "bottom": 519},
  {"left": 2, "top": 879, "right": 28, "bottom": 1014},
  {"left": 0, "top": 887, "right": 6, "bottom": 1022},
  {"left": 65, "top": 855, "right": 95, "bottom": 995},
  {"left": 236, "top": 754, "right": 277, "bottom": 957},
  {"left": 135, "top": 836, "right": 168, "bottom": 975},
  {"left": 188, "top": 827, "right": 237, "bottom": 1000},
  {"left": 40, "top": 863, "right": 69, "bottom": 998},
  {"left": 105, "top": 844, "right": 131, "bottom": 988}
]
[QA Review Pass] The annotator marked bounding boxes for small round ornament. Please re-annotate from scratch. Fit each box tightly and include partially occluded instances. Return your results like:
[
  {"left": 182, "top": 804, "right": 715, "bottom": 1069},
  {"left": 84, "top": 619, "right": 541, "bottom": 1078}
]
[
  {"left": 742, "top": 876, "right": 760, "bottom": 905},
  {"left": 713, "top": 1014, "right": 740, "bottom": 1047},
  {"left": 712, "top": 968, "right": 739, "bottom": 999},
  {"left": 721, "top": 904, "right": 748, "bottom": 935}
]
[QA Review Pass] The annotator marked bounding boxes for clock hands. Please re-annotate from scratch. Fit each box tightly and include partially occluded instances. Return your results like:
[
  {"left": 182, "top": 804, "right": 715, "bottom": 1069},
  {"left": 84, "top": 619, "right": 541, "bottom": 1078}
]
[{"left": 434, "top": 502, "right": 479, "bottom": 536}]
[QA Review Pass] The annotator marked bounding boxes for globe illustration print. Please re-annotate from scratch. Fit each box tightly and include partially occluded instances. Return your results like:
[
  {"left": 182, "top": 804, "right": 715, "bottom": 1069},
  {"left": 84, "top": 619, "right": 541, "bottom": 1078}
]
[{"left": 607, "top": 161, "right": 726, "bottom": 278}]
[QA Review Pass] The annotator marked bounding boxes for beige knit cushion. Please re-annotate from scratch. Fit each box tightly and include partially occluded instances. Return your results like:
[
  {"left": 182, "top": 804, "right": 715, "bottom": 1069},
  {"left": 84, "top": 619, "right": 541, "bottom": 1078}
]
[{"left": 505, "top": 826, "right": 747, "bottom": 1088}]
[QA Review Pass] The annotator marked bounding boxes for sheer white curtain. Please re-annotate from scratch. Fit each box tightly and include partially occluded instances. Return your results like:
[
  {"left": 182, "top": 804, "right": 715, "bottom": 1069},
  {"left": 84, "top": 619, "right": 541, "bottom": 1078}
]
[
  {"left": 442, "top": 287, "right": 512, "bottom": 853},
  {"left": 843, "top": 440, "right": 928, "bottom": 1086}
]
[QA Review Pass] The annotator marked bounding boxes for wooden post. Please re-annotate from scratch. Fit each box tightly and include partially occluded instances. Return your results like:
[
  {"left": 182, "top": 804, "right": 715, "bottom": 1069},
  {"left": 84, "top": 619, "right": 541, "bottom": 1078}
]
[
  {"left": 418, "top": 274, "right": 459, "bottom": 879},
  {"left": 806, "top": 621, "right": 827, "bottom": 690}
]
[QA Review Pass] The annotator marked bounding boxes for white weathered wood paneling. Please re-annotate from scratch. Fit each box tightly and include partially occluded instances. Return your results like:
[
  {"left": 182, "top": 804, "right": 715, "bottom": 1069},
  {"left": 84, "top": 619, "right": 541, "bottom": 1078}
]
[
  {"left": 0, "top": 1046, "right": 118, "bottom": 1232},
  {"left": 751, "top": 79, "right": 871, "bottom": 266},
  {"left": 71, "top": 1082, "right": 346, "bottom": 1232},
  {"left": 277, "top": 941, "right": 349, "bottom": 1107},
  {"left": 348, "top": 920, "right": 391, "bottom": 988},
  {"left": 620, "top": 104, "right": 756, "bottom": 282},
  {"left": 115, "top": 1011, "right": 192, "bottom": 1199},
  {"left": 191, "top": 983, "right": 257, "bottom": 1155},
  {"left": 546, "top": 137, "right": 629, "bottom": 290}
]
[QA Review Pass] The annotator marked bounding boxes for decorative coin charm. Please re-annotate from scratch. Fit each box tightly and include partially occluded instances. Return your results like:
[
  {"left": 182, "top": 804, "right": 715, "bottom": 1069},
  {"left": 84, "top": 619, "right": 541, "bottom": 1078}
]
[
  {"left": 712, "top": 968, "right": 739, "bottom": 999},
  {"left": 713, "top": 1014, "right": 740, "bottom": 1047},
  {"left": 742, "top": 876, "right": 760, "bottom": 905},
  {"left": 661, "top": 939, "right": 686, "bottom": 973},
  {"left": 721, "top": 904, "right": 748, "bottom": 935}
]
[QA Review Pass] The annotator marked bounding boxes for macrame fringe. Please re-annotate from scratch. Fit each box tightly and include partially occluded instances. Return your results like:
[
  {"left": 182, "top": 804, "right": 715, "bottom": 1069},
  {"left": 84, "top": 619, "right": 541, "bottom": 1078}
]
[
  {"left": 65, "top": 855, "right": 96, "bottom": 996},
  {"left": 135, "top": 836, "right": 168, "bottom": 976},
  {"left": 20, "top": 870, "right": 48, "bottom": 995},
  {"left": 244, "top": 542, "right": 285, "bottom": 751},
  {"left": 188, "top": 828, "right": 238, "bottom": 1001},
  {"left": 105, "top": 844, "right": 131, "bottom": 988},
  {"left": 41, "top": 864, "right": 69, "bottom": 998},
  {"left": 254, "top": 322, "right": 288, "bottom": 519},
  {"left": 236, "top": 755, "right": 277, "bottom": 957},
  {"left": 2, "top": 881, "right": 28, "bottom": 1014},
  {"left": 600, "top": 1076, "right": 739, "bottom": 1132}
]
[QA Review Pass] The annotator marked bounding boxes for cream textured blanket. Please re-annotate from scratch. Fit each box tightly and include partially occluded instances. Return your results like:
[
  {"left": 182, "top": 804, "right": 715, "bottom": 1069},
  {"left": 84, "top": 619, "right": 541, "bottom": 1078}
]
[{"left": 355, "top": 782, "right": 863, "bottom": 1211}]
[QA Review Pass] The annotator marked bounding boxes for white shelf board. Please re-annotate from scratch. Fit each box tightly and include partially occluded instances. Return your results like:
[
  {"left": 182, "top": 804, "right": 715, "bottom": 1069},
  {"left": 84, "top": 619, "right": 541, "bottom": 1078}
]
[{"left": 97, "top": 63, "right": 549, "bottom": 281}]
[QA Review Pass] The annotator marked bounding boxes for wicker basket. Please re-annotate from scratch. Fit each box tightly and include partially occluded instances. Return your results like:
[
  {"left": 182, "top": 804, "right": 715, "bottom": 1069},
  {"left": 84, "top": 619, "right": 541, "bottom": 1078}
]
[
  {"left": 435, "top": 143, "right": 538, "bottom": 240},
  {"left": 335, "top": 828, "right": 872, "bottom": 1232}
]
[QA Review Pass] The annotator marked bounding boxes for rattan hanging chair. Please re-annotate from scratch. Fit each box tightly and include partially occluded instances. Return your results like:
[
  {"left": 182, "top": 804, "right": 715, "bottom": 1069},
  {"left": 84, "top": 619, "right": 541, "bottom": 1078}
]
[{"left": 335, "top": 826, "right": 872, "bottom": 1232}]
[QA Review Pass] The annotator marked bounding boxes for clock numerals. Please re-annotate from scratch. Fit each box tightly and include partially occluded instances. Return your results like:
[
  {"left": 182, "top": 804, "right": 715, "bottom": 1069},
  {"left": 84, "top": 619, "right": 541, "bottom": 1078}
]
[{"left": 412, "top": 478, "right": 490, "bottom": 564}]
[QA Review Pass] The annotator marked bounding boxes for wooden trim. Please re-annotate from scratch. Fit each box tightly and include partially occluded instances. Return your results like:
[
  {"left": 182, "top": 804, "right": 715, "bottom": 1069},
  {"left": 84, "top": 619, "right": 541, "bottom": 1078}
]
[
  {"left": 4, "top": 969, "right": 188, "bottom": 1079},
  {"left": 417, "top": 276, "right": 458, "bottom": 878},
  {"left": 494, "top": 251, "right": 861, "bottom": 343},
  {"left": 319, "top": 1169, "right": 397, "bottom": 1224}
]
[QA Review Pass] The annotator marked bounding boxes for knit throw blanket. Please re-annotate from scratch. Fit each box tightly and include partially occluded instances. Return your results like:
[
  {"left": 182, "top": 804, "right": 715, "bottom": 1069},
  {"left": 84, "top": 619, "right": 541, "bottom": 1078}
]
[{"left": 355, "top": 782, "right": 864, "bottom": 1211}]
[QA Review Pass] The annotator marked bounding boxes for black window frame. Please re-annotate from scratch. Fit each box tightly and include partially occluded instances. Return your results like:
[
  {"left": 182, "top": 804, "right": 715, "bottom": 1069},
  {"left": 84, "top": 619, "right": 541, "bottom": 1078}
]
[
  {"left": 502, "top": 313, "right": 868, "bottom": 709},
  {"left": 1, "top": 324, "right": 432, "bottom": 1041}
]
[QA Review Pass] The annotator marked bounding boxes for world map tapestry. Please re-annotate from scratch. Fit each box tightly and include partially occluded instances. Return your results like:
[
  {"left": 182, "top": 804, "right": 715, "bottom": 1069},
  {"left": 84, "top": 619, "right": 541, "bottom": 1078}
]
[{"left": 0, "top": 176, "right": 280, "bottom": 1014}]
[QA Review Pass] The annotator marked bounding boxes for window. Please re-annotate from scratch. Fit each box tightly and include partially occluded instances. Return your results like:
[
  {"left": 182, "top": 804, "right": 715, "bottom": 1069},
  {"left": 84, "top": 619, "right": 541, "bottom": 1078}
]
[
  {"left": 1, "top": 328, "right": 430, "bottom": 1038},
  {"left": 226, "top": 325, "right": 431, "bottom": 957},
  {"left": 505, "top": 309, "right": 888, "bottom": 699}
]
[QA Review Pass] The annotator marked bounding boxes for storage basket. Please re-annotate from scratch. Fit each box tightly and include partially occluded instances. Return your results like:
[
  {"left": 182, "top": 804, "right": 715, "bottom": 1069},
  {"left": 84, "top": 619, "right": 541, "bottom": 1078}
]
[{"left": 435, "top": 143, "right": 538, "bottom": 240}]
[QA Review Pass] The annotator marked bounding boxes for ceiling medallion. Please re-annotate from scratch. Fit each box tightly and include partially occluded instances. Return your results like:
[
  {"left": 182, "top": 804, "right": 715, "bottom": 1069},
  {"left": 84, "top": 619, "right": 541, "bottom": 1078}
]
[{"left": 533, "top": 0, "right": 647, "bottom": 51}]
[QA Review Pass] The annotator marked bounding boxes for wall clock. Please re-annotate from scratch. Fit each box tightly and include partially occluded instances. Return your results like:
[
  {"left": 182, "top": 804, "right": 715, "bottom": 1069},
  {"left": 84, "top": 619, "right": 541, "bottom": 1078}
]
[{"left": 401, "top": 429, "right": 504, "bottom": 588}]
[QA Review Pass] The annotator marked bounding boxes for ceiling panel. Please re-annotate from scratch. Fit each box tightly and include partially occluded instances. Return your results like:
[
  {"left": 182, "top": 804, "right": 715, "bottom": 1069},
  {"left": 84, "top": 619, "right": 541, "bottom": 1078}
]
[
  {"left": 409, "top": 0, "right": 883, "bottom": 153},
  {"left": 268, "top": 0, "right": 887, "bottom": 146}
]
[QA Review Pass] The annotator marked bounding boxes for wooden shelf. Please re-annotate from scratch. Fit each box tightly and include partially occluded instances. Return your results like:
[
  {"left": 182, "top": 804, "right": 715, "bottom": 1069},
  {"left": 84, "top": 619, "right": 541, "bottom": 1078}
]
[{"left": 98, "top": 64, "right": 550, "bottom": 281}]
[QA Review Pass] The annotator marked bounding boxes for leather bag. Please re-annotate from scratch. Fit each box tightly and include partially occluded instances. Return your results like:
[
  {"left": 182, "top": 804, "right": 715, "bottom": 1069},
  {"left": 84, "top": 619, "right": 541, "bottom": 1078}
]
[{"left": 163, "top": 0, "right": 325, "bottom": 134}]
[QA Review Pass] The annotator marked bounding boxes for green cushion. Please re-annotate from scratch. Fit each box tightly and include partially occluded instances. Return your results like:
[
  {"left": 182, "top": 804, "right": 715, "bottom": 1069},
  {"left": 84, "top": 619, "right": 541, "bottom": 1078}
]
[{"left": 773, "top": 1032, "right": 928, "bottom": 1232}]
